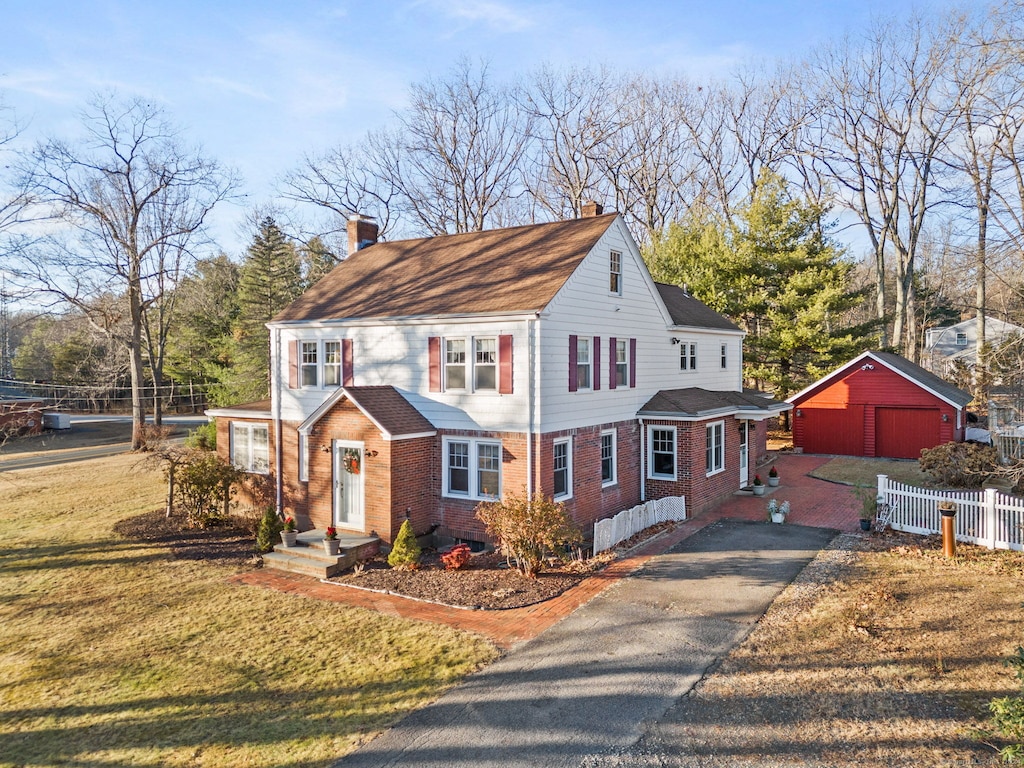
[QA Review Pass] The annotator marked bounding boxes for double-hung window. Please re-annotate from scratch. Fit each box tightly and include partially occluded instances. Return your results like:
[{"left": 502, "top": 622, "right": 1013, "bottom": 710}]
[
  {"left": 553, "top": 438, "right": 572, "bottom": 499},
  {"left": 706, "top": 420, "right": 725, "bottom": 475},
  {"left": 720, "top": 343, "right": 728, "bottom": 369},
  {"left": 231, "top": 423, "right": 269, "bottom": 473},
  {"left": 615, "top": 339, "right": 629, "bottom": 387},
  {"left": 956, "top": 332, "right": 968, "bottom": 346},
  {"left": 323, "top": 341, "right": 342, "bottom": 386},
  {"left": 475, "top": 337, "right": 497, "bottom": 390},
  {"left": 680, "top": 341, "right": 697, "bottom": 371},
  {"left": 300, "top": 342, "right": 318, "bottom": 387},
  {"left": 649, "top": 426, "right": 676, "bottom": 479},
  {"left": 576, "top": 338, "right": 591, "bottom": 390},
  {"left": 609, "top": 251, "right": 622, "bottom": 294},
  {"left": 444, "top": 438, "right": 501, "bottom": 499},
  {"left": 446, "top": 339, "right": 467, "bottom": 389},
  {"left": 600, "top": 429, "right": 616, "bottom": 486}
]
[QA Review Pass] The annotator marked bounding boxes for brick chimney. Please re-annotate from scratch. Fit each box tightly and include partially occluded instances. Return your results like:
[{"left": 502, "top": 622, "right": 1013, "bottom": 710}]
[
  {"left": 581, "top": 201, "right": 604, "bottom": 218},
  {"left": 347, "top": 214, "right": 378, "bottom": 255}
]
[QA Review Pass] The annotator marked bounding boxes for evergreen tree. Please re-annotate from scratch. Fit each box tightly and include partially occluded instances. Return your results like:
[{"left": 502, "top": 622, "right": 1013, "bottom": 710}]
[
  {"left": 300, "top": 236, "right": 339, "bottom": 288},
  {"left": 217, "top": 217, "right": 302, "bottom": 404},
  {"left": 646, "top": 171, "right": 877, "bottom": 406}
]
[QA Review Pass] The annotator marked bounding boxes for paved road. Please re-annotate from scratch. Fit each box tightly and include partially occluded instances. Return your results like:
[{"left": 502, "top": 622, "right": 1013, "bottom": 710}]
[{"left": 334, "top": 520, "right": 836, "bottom": 768}]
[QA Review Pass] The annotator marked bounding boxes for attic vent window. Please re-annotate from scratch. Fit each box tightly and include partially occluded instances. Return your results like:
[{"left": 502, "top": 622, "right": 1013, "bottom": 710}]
[{"left": 956, "top": 332, "right": 968, "bottom": 346}]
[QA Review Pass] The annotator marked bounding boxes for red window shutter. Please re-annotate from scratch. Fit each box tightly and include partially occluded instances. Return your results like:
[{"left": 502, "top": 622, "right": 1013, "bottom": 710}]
[
  {"left": 428, "top": 337, "right": 441, "bottom": 392},
  {"left": 342, "top": 339, "right": 354, "bottom": 387},
  {"left": 568, "top": 335, "right": 578, "bottom": 392},
  {"left": 593, "top": 336, "right": 601, "bottom": 391},
  {"left": 630, "top": 338, "right": 637, "bottom": 388},
  {"left": 609, "top": 336, "right": 617, "bottom": 390},
  {"left": 498, "top": 334, "right": 513, "bottom": 394},
  {"left": 288, "top": 340, "right": 299, "bottom": 389}
]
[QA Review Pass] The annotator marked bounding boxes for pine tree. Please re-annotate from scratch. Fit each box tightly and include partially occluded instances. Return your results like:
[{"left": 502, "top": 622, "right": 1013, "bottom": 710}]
[
  {"left": 221, "top": 217, "right": 303, "bottom": 404},
  {"left": 387, "top": 519, "right": 422, "bottom": 570},
  {"left": 645, "top": 171, "right": 878, "bottom": 406},
  {"left": 300, "top": 236, "right": 339, "bottom": 289}
]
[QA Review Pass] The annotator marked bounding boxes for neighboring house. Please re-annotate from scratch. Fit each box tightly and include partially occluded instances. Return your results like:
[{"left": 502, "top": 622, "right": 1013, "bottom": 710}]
[
  {"left": 924, "top": 316, "right": 1024, "bottom": 375},
  {"left": 208, "top": 208, "right": 789, "bottom": 546},
  {"left": 788, "top": 351, "right": 972, "bottom": 460}
]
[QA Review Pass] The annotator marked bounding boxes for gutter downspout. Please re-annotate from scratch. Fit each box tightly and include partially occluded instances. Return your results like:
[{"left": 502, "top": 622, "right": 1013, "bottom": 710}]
[
  {"left": 273, "top": 327, "right": 283, "bottom": 515},
  {"left": 639, "top": 417, "right": 646, "bottom": 502},
  {"left": 526, "top": 316, "right": 538, "bottom": 498}
]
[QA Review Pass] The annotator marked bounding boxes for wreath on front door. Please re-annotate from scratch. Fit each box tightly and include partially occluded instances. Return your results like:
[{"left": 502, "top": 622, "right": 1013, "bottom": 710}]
[{"left": 343, "top": 448, "right": 361, "bottom": 474}]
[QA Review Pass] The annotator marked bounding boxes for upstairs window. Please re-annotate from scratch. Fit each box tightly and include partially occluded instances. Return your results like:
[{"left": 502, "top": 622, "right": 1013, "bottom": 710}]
[
  {"left": 576, "top": 337, "right": 591, "bottom": 390},
  {"left": 615, "top": 339, "right": 629, "bottom": 387},
  {"left": 324, "top": 341, "right": 342, "bottom": 386},
  {"left": 680, "top": 341, "right": 697, "bottom": 371},
  {"left": 956, "top": 332, "right": 968, "bottom": 346},
  {"left": 446, "top": 339, "right": 467, "bottom": 389},
  {"left": 720, "top": 343, "right": 728, "bottom": 369},
  {"left": 609, "top": 251, "right": 622, "bottom": 294},
  {"left": 475, "top": 337, "right": 497, "bottom": 390},
  {"left": 300, "top": 342, "right": 318, "bottom": 387}
]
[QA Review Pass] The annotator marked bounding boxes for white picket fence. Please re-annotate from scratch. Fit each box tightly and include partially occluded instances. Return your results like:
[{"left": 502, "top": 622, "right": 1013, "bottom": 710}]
[
  {"left": 593, "top": 496, "right": 687, "bottom": 554},
  {"left": 877, "top": 474, "right": 1024, "bottom": 552}
]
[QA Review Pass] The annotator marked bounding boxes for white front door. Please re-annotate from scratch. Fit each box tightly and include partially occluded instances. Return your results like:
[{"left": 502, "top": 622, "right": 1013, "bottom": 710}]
[
  {"left": 333, "top": 440, "right": 365, "bottom": 531},
  {"left": 738, "top": 421, "right": 749, "bottom": 488}
]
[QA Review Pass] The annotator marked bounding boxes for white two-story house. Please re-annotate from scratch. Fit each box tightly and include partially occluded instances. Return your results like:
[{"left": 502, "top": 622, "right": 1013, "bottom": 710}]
[{"left": 208, "top": 206, "right": 788, "bottom": 546}]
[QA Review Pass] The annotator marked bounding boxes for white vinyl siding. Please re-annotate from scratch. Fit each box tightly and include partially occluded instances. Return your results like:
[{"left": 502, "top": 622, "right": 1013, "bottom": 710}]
[
  {"left": 231, "top": 423, "right": 269, "bottom": 474},
  {"left": 443, "top": 437, "right": 501, "bottom": 500},
  {"left": 648, "top": 426, "right": 676, "bottom": 480},
  {"left": 706, "top": 420, "right": 725, "bottom": 476}
]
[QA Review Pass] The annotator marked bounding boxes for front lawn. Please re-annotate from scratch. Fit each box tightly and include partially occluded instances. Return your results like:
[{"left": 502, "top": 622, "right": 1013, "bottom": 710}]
[
  {"left": 0, "top": 454, "right": 497, "bottom": 768},
  {"left": 809, "top": 455, "right": 931, "bottom": 488}
]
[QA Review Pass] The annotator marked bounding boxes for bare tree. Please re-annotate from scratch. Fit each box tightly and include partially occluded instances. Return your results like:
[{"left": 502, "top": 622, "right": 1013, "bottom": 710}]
[
  {"left": 383, "top": 58, "right": 533, "bottom": 234},
  {"left": 519, "top": 64, "right": 620, "bottom": 220},
  {"left": 808, "top": 14, "right": 961, "bottom": 357},
  {"left": 11, "top": 94, "right": 237, "bottom": 449}
]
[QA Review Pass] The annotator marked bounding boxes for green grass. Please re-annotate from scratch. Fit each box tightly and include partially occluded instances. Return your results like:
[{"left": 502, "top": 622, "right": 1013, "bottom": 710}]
[
  {"left": 809, "top": 456, "right": 930, "bottom": 488},
  {"left": 0, "top": 454, "right": 498, "bottom": 767}
]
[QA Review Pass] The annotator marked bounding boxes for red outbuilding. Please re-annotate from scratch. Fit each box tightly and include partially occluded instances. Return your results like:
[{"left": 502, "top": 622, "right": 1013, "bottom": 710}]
[{"left": 787, "top": 351, "right": 973, "bottom": 459}]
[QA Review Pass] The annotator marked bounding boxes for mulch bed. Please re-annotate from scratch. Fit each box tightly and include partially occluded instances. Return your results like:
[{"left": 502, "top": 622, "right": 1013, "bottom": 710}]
[{"left": 113, "top": 509, "right": 258, "bottom": 568}]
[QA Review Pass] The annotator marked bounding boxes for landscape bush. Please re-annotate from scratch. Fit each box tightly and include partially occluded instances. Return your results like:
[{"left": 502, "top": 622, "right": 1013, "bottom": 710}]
[
  {"left": 387, "top": 519, "right": 421, "bottom": 570},
  {"left": 440, "top": 543, "right": 472, "bottom": 570},
  {"left": 175, "top": 450, "right": 243, "bottom": 528},
  {"left": 476, "top": 490, "right": 581, "bottom": 578},
  {"left": 919, "top": 441, "right": 998, "bottom": 488},
  {"left": 185, "top": 421, "right": 217, "bottom": 450},
  {"left": 255, "top": 507, "right": 283, "bottom": 552}
]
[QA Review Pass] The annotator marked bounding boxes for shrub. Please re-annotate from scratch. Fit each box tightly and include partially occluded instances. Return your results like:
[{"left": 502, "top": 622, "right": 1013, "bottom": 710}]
[
  {"left": 475, "top": 490, "right": 581, "bottom": 578},
  {"left": 387, "top": 519, "right": 421, "bottom": 570},
  {"left": 139, "top": 423, "right": 175, "bottom": 451},
  {"left": 987, "top": 646, "right": 1024, "bottom": 764},
  {"left": 919, "top": 441, "right": 998, "bottom": 488},
  {"left": 175, "top": 450, "right": 243, "bottom": 528},
  {"left": 255, "top": 507, "right": 283, "bottom": 552},
  {"left": 441, "top": 543, "right": 472, "bottom": 570},
  {"left": 185, "top": 421, "right": 217, "bottom": 450}
]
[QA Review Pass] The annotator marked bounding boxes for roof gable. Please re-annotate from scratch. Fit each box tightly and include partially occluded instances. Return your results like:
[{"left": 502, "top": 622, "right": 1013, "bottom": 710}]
[
  {"left": 298, "top": 386, "right": 435, "bottom": 440},
  {"left": 273, "top": 214, "right": 618, "bottom": 324},
  {"left": 788, "top": 351, "right": 973, "bottom": 408}
]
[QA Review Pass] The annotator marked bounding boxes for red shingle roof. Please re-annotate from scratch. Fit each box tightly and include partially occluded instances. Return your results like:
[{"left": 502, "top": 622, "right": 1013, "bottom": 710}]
[{"left": 273, "top": 214, "right": 619, "bottom": 323}]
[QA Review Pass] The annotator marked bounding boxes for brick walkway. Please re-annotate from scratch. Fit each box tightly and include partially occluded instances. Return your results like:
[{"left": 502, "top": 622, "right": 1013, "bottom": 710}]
[{"left": 230, "top": 453, "right": 860, "bottom": 649}]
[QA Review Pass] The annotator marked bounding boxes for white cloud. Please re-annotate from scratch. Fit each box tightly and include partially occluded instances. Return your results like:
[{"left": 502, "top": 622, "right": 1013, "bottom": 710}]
[{"left": 409, "top": 0, "right": 537, "bottom": 32}]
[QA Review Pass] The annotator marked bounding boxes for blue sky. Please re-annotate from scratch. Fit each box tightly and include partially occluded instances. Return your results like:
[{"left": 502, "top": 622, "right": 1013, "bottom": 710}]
[{"left": 3, "top": 0, "right": 936, "bottom": 256}]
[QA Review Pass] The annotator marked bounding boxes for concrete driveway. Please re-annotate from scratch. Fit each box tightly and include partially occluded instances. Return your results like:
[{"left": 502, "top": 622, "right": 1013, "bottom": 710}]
[{"left": 335, "top": 520, "right": 837, "bottom": 768}]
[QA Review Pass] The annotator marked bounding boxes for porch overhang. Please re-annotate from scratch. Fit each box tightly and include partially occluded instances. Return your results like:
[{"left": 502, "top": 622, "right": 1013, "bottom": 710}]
[{"left": 637, "top": 387, "right": 792, "bottom": 422}]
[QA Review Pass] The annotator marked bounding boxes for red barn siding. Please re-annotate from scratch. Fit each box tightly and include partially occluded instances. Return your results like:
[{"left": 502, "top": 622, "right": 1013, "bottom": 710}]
[{"left": 792, "top": 362, "right": 960, "bottom": 458}]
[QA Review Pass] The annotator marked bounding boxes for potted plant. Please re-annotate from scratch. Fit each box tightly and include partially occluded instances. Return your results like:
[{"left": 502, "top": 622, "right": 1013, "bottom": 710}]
[
  {"left": 752, "top": 474, "right": 766, "bottom": 496},
  {"left": 281, "top": 516, "right": 298, "bottom": 547},
  {"left": 767, "top": 499, "right": 790, "bottom": 523},
  {"left": 768, "top": 465, "right": 780, "bottom": 487},
  {"left": 323, "top": 526, "right": 340, "bottom": 556},
  {"left": 856, "top": 487, "right": 876, "bottom": 531}
]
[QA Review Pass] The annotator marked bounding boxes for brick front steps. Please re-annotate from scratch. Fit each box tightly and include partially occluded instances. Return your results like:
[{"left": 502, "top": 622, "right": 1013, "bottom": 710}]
[{"left": 262, "top": 530, "right": 379, "bottom": 578}]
